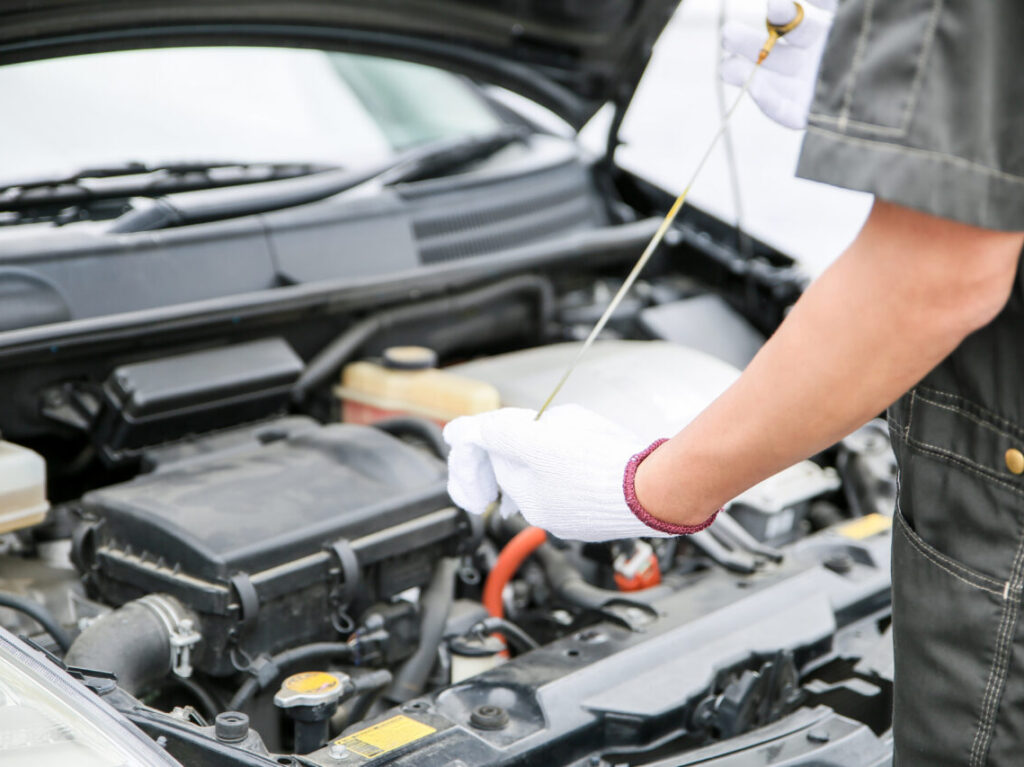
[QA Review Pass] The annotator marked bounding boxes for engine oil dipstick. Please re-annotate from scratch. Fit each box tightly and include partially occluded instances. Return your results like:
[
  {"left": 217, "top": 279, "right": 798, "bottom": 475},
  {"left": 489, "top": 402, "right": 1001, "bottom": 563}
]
[{"left": 535, "top": 3, "right": 804, "bottom": 420}]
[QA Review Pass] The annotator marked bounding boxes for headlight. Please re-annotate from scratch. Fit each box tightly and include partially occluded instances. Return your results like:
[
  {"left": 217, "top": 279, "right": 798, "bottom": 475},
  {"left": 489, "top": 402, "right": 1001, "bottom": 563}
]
[{"left": 0, "top": 630, "right": 180, "bottom": 766}]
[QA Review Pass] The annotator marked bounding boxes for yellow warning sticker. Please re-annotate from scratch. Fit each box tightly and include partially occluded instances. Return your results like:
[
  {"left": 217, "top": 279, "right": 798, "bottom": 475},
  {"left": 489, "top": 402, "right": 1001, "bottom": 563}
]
[
  {"left": 837, "top": 513, "right": 892, "bottom": 540},
  {"left": 334, "top": 715, "right": 437, "bottom": 759}
]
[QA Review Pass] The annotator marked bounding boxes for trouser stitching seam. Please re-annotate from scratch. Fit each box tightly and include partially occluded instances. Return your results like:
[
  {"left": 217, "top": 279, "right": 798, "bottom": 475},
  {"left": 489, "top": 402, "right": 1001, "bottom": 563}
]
[
  {"left": 969, "top": 573, "right": 1023, "bottom": 766},
  {"left": 916, "top": 392, "right": 1024, "bottom": 443},
  {"left": 908, "top": 438, "right": 1024, "bottom": 499},
  {"left": 969, "top": 533, "right": 1024, "bottom": 766},
  {"left": 905, "top": 391, "right": 921, "bottom": 440},
  {"left": 917, "top": 387, "right": 1024, "bottom": 437},
  {"left": 969, "top": 600, "right": 1012, "bottom": 765},
  {"left": 895, "top": 514, "right": 1003, "bottom": 594}
]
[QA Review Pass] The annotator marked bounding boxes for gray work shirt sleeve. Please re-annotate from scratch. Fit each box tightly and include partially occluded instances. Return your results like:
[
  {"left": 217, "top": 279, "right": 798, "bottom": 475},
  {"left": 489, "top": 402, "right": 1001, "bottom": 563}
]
[{"left": 796, "top": 1, "right": 1024, "bottom": 232}]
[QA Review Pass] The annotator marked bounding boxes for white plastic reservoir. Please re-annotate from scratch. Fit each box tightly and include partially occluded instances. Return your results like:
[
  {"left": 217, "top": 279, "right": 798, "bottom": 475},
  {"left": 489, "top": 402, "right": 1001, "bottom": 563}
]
[
  {"left": 449, "top": 340, "right": 742, "bottom": 444},
  {"left": 0, "top": 440, "right": 48, "bottom": 534}
]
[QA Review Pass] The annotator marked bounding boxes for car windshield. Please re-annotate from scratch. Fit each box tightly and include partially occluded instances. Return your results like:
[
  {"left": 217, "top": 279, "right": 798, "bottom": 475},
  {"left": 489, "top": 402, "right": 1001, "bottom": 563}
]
[{"left": 0, "top": 46, "right": 504, "bottom": 185}]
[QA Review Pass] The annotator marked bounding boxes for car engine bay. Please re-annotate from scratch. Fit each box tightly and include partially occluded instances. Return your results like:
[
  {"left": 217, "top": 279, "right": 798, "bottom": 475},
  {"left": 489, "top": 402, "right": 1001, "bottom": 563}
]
[{"left": 0, "top": 153, "right": 898, "bottom": 766}]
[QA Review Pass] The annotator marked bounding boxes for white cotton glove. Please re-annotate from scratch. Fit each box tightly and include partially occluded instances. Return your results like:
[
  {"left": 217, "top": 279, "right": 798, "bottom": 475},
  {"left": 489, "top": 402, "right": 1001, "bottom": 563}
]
[
  {"left": 443, "top": 405, "right": 679, "bottom": 542},
  {"left": 720, "top": 0, "right": 836, "bottom": 129}
]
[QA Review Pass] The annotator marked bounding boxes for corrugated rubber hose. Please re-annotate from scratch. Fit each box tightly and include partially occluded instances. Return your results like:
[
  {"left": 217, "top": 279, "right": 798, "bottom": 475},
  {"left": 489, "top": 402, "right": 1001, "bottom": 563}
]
[
  {"left": 384, "top": 558, "right": 459, "bottom": 704},
  {"left": 65, "top": 595, "right": 194, "bottom": 695}
]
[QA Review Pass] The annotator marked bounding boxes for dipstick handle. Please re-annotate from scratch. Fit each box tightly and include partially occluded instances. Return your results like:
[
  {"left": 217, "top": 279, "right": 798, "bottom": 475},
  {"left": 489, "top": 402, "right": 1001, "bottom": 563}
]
[{"left": 759, "top": 1, "right": 805, "bottom": 63}]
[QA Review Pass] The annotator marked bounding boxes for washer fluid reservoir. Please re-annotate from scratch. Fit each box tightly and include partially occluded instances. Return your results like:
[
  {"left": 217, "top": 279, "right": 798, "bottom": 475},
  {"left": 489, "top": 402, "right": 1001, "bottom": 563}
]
[
  {"left": 0, "top": 440, "right": 48, "bottom": 533},
  {"left": 338, "top": 346, "right": 501, "bottom": 426}
]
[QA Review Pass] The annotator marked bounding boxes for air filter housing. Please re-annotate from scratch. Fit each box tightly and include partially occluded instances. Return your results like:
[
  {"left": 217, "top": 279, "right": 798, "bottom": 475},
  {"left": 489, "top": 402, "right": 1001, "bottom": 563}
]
[{"left": 76, "top": 420, "right": 469, "bottom": 675}]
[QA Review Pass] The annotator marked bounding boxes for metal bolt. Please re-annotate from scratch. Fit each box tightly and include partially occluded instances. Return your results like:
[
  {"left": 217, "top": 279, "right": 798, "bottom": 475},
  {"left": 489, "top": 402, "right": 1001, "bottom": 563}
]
[{"left": 470, "top": 704, "right": 509, "bottom": 730}]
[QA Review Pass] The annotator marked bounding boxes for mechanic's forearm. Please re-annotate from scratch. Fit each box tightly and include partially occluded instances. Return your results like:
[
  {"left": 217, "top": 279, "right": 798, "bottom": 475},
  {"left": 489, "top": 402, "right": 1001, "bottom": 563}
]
[{"left": 635, "top": 200, "right": 1024, "bottom": 526}]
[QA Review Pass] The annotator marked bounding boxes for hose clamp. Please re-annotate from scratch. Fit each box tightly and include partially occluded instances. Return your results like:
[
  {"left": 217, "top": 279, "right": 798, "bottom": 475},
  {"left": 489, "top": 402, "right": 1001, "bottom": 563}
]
[{"left": 138, "top": 594, "right": 201, "bottom": 679}]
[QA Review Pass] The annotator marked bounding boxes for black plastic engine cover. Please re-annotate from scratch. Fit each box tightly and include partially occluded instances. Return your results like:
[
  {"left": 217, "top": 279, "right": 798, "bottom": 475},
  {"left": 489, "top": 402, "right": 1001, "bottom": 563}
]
[{"left": 76, "top": 420, "right": 469, "bottom": 675}]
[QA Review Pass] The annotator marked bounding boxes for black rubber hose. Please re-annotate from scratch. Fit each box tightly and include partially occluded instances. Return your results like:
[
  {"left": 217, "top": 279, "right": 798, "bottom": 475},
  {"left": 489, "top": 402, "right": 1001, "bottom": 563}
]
[
  {"left": 227, "top": 642, "right": 356, "bottom": 712},
  {"left": 0, "top": 592, "right": 72, "bottom": 652},
  {"left": 532, "top": 543, "right": 630, "bottom": 611},
  {"left": 173, "top": 676, "right": 221, "bottom": 723},
  {"left": 533, "top": 543, "right": 670, "bottom": 610},
  {"left": 333, "top": 669, "right": 395, "bottom": 731},
  {"left": 385, "top": 558, "right": 459, "bottom": 704},
  {"left": 293, "top": 275, "right": 555, "bottom": 401},
  {"left": 372, "top": 417, "right": 449, "bottom": 460},
  {"left": 400, "top": 301, "right": 535, "bottom": 361},
  {"left": 472, "top": 616, "right": 540, "bottom": 654},
  {"left": 64, "top": 595, "right": 194, "bottom": 695},
  {"left": 343, "top": 691, "right": 382, "bottom": 730},
  {"left": 351, "top": 668, "right": 394, "bottom": 695}
]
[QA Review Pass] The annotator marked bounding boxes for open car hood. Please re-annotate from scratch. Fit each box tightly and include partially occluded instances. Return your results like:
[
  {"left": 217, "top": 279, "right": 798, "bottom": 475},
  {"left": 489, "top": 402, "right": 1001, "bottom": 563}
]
[{"left": 0, "top": 0, "right": 681, "bottom": 130}]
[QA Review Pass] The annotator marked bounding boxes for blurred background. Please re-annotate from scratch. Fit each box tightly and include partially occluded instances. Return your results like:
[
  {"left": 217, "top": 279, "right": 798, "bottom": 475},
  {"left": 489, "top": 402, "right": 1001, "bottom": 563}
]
[{"left": 598, "top": 0, "right": 873, "bottom": 275}]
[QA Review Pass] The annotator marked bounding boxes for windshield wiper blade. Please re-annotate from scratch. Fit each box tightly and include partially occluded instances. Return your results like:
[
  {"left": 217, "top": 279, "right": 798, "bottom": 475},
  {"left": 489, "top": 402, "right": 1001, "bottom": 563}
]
[
  {"left": 374, "top": 127, "right": 528, "bottom": 186},
  {"left": 0, "top": 161, "right": 339, "bottom": 212},
  {"left": 109, "top": 128, "right": 528, "bottom": 234},
  {"left": 24, "top": 160, "right": 282, "bottom": 183}
]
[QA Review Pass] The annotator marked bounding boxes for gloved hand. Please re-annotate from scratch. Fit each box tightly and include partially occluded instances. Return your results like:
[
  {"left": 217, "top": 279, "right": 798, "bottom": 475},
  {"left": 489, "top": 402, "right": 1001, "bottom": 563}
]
[
  {"left": 443, "top": 404, "right": 717, "bottom": 542},
  {"left": 720, "top": 0, "right": 836, "bottom": 129}
]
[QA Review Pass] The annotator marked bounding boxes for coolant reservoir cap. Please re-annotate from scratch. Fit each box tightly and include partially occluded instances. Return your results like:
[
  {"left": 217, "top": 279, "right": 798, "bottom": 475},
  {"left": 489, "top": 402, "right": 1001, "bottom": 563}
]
[
  {"left": 381, "top": 346, "right": 438, "bottom": 370},
  {"left": 274, "top": 671, "right": 347, "bottom": 708}
]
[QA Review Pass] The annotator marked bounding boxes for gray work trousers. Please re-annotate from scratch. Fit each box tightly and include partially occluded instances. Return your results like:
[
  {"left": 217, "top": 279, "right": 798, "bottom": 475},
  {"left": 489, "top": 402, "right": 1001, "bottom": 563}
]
[
  {"left": 888, "top": 260, "right": 1024, "bottom": 766},
  {"left": 780, "top": 0, "right": 1024, "bottom": 759}
]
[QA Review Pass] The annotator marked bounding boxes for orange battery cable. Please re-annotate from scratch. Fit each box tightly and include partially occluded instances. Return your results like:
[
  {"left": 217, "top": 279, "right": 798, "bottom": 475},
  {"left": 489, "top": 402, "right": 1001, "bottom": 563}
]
[{"left": 482, "top": 525, "right": 548, "bottom": 619}]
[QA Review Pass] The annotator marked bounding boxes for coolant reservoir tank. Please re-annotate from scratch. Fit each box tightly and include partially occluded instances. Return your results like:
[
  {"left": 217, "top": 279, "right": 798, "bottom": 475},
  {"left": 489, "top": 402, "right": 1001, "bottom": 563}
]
[
  {"left": 0, "top": 440, "right": 48, "bottom": 533},
  {"left": 338, "top": 346, "right": 501, "bottom": 426}
]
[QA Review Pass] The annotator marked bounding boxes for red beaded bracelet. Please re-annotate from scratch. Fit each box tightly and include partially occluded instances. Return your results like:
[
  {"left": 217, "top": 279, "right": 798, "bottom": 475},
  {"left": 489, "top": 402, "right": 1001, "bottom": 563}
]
[{"left": 622, "top": 439, "right": 720, "bottom": 535}]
